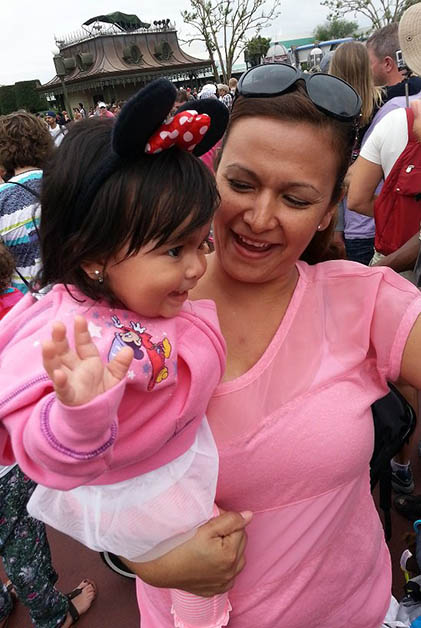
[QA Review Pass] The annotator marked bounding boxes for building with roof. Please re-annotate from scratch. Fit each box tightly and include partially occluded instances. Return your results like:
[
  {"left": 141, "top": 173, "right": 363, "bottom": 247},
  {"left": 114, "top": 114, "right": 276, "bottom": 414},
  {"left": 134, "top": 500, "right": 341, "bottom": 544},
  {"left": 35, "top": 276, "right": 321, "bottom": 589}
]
[{"left": 38, "top": 12, "right": 212, "bottom": 111}]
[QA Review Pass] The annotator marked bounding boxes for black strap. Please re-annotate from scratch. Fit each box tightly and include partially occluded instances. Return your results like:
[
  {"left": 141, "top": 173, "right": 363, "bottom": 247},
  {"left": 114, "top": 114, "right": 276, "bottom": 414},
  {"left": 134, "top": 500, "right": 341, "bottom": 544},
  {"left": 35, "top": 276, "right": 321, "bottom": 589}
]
[
  {"left": 5, "top": 179, "right": 40, "bottom": 200},
  {"left": 66, "top": 598, "right": 80, "bottom": 624},
  {"left": 378, "top": 466, "right": 392, "bottom": 541}
]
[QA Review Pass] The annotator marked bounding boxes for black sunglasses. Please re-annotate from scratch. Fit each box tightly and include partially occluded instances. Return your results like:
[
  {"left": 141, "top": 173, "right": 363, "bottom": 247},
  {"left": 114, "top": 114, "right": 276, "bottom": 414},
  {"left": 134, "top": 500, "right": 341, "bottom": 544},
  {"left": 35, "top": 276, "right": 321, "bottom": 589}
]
[{"left": 236, "top": 63, "right": 362, "bottom": 122}]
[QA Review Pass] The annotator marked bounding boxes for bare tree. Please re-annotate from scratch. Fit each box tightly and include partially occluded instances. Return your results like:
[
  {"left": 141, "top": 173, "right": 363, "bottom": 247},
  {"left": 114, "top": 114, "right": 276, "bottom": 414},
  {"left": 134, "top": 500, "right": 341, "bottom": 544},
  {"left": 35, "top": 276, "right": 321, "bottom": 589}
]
[
  {"left": 320, "top": 0, "right": 418, "bottom": 31},
  {"left": 181, "top": 0, "right": 280, "bottom": 84}
]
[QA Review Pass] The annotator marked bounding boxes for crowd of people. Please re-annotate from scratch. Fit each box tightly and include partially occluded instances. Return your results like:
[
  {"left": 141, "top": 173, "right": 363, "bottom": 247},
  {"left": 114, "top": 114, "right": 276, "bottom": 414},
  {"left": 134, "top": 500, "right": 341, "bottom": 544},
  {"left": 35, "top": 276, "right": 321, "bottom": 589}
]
[
  {"left": 33, "top": 80, "right": 238, "bottom": 153},
  {"left": 2, "top": 3, "right": 421, "bottom": 628}
]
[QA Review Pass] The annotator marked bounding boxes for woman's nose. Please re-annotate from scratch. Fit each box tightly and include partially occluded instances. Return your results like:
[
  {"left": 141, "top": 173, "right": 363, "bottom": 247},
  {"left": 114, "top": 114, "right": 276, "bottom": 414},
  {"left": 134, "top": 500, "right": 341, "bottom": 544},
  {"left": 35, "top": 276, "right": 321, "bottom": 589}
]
[{"left": 242, "top": 196, "right": 279, "bottom": 233}]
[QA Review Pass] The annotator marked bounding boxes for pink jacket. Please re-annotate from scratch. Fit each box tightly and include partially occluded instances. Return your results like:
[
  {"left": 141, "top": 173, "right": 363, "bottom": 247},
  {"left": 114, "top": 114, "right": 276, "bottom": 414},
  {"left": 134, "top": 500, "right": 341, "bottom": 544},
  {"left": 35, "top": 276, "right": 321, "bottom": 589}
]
[{"left": 0, "top": 285, "right": 225, "bottom": 489}]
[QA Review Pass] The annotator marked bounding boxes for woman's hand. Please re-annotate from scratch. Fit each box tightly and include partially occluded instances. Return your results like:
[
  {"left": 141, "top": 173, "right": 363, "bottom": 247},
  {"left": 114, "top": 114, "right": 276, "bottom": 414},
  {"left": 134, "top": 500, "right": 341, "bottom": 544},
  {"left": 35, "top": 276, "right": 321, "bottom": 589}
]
[
  {"left": 122, "top": 510, "right": 253, "bottom": 596},
  {"left": 42, "top": 315, "right": 133, "bottom": 407}
]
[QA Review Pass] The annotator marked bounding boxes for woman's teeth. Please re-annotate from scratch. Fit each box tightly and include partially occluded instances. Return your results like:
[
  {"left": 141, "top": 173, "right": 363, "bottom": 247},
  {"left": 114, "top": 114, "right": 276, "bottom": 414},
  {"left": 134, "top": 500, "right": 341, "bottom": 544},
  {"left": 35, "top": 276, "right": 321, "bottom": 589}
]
[{"left": 237, "top": 234, "right": 272, "bottom": 250}]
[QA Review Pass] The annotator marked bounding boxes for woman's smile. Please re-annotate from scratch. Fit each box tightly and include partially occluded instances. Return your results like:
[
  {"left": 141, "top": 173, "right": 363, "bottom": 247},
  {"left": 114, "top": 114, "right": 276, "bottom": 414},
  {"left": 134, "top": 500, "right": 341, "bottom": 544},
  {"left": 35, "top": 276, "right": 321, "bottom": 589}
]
[
  {"left": 214, "top": 117, "right": 338, "bottom": 285},
  {"left": 232, "top": 230, "right": 279, "bottom": 257}
]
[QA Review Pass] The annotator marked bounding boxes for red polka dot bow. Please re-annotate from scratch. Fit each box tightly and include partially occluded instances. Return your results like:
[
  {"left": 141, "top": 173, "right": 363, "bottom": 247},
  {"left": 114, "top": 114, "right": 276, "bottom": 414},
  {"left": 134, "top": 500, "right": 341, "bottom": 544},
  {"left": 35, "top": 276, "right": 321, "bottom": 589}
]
[{"left": 145, "top": 110, "right": 211, "bottom": 154}]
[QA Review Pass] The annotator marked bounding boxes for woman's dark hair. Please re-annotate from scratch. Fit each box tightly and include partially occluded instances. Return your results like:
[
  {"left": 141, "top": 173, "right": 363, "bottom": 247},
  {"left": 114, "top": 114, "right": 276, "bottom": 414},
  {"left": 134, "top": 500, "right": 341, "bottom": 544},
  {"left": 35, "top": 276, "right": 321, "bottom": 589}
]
[
  {"left": 217, "top": 82, "right": 357, "bottom": 263},
  {"left": 40, "top": 118, "right": 219, "bottom": 301}
]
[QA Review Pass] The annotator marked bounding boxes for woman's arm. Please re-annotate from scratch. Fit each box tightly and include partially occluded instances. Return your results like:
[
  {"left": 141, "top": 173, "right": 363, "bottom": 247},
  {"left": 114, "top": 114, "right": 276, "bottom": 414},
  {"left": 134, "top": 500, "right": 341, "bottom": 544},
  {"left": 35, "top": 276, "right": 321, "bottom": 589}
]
[
  {"left": 347, "top": 156, "right": 383, "bottom": 217},
  {"left": 400, "top": 314, "right": 421, "bottom": 389},
  {"left": 121, "top": 510, "right": 253, "bottom": 596},
  {"left": 372, "top": 231, "right": 420, "bottom": 273}
]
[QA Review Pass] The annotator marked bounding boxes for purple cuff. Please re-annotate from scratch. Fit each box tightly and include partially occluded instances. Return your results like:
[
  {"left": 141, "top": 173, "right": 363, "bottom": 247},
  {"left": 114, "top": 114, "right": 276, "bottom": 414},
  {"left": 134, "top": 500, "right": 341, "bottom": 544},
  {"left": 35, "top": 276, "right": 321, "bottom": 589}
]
[{"left": 39, "top": 379, "right": 125, "bottom": 459}]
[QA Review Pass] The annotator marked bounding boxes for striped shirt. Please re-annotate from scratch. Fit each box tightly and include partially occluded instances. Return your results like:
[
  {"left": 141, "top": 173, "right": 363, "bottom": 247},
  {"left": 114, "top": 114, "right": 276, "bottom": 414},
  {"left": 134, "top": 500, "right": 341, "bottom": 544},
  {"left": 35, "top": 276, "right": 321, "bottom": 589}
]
[{"left": 0, "top": 170, "right": 42, "bottom": 293}]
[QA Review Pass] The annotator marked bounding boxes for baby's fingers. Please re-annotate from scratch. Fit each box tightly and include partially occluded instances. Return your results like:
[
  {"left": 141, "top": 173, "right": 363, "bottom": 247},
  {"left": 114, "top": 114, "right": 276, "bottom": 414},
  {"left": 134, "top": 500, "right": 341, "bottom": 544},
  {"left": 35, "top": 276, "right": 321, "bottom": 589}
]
[
  {"left": 42, "top": 345, "right": 76, "bottom": 404},
  {"left": 42, "top": 340, "right": 60, "bottom": 380},
  {"left": 74, "top": 316, "right": 101, "bottom": 360},
  {"left": 106, "top": 347, "right": 134, "bottom": 385},
  {"left": 42, "top": 322, "right": 70, "bottom": 378}
]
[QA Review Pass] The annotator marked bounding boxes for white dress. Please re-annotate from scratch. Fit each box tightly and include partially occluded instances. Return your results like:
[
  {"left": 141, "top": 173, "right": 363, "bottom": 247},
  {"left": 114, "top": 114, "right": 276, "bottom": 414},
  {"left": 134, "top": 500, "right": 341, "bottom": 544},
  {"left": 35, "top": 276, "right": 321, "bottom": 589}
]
[{"left": 28, "top": 418, "right": 218, "bottom": 562}]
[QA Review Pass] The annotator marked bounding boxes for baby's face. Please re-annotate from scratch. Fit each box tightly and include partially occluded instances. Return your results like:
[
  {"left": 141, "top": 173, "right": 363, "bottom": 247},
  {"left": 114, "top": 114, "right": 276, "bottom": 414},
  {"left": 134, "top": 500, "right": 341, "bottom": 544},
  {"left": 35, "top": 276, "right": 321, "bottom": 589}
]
[{"left": 104, "top": 221, "right": 211, "bottom": 318}]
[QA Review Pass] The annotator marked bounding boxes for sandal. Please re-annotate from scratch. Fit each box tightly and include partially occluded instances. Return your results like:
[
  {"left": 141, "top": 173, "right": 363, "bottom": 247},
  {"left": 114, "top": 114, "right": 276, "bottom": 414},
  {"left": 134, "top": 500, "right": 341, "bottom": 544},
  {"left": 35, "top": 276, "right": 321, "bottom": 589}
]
[
  {"left": 66, "top": 588, "right": 82, "bottom": 624},
  {"left": 65, "top": 580, "right": 96, "bottom": 625},
  {"left": 394, "top": 493, "right": 421, "bottom": 521}
]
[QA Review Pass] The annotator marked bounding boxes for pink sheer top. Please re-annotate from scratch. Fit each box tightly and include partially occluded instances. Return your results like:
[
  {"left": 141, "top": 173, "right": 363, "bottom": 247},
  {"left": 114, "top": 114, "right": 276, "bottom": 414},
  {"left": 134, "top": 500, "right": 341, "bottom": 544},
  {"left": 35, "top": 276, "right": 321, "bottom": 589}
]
[{"left": 136, "top": 260, "right": 421, "bottom": 628}]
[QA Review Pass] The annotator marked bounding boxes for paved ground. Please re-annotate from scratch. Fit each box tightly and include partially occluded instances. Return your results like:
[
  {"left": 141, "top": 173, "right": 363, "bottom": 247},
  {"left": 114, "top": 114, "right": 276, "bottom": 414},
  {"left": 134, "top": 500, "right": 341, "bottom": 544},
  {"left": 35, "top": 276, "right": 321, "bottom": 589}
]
[{"left": 3, "top": 437, "right": 421, "bottom": 627}]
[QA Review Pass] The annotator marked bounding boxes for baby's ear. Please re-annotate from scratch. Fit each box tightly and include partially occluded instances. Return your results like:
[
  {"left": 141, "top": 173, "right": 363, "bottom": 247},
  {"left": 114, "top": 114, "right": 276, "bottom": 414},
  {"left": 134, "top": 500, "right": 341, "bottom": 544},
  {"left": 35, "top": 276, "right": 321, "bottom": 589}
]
[{"left": 81, "top": 262, "right": 103, "bottom": 280}]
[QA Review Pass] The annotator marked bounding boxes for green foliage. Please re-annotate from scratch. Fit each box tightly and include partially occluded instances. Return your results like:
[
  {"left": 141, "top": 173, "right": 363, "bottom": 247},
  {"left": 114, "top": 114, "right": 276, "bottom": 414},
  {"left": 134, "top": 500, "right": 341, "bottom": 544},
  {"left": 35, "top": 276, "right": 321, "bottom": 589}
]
[
  {"left": 14, "top": 81, "right": 49, "bottom": 113},
  {"left": 244, "top": 35, "right": 271, "bottom": 56},
  {"left": 0, "top": 81, "right": 49, "bottom": 115},
  {"left": 0, "top": 86, "right": 17, "bottom": 115},
  {"left": 320, "top": 0, "right": 419, "bottom": 30},
  {"left": 314, "top": 18, "right": 357, "bottom": 40},
  {"left": 244, "top": 35, "right": 271, "bottom": 66}
]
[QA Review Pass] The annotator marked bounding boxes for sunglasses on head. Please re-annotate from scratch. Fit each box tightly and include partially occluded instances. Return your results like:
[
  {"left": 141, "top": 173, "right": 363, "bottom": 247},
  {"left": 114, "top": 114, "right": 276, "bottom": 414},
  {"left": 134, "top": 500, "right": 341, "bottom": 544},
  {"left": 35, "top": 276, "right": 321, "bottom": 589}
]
[{"left": 236, "top": 63, "right": 362, "bottom": 122}]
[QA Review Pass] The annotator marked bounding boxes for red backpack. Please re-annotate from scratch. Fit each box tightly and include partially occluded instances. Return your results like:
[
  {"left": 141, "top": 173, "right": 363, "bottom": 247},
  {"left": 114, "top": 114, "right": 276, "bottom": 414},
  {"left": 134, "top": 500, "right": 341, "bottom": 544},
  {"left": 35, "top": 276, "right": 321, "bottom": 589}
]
[{"left": 374, "top": 108, "right": 421, "bottom": 256}]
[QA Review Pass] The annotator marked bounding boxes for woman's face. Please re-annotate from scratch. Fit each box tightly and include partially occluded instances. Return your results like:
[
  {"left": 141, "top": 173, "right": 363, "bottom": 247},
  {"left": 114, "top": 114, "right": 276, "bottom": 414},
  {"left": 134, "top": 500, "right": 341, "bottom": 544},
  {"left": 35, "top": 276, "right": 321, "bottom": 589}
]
[{"left": 214, "top": 116, "right": 340, "bottom": 285}]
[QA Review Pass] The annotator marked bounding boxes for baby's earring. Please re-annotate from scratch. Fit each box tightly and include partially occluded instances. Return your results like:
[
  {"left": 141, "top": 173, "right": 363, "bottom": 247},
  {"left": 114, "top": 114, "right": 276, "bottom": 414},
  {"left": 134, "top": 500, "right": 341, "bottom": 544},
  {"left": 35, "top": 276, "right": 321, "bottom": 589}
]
[{"left": 94, "top": 269, "right": 104, "bottom": 284}]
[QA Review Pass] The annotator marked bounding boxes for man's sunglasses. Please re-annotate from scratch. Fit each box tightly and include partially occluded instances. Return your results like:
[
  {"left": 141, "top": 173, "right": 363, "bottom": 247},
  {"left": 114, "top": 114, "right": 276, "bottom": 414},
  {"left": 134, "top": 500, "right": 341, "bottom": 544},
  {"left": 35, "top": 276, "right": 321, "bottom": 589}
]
[{"left": 236, "top": 63, "right": 362, "bottom": 122}]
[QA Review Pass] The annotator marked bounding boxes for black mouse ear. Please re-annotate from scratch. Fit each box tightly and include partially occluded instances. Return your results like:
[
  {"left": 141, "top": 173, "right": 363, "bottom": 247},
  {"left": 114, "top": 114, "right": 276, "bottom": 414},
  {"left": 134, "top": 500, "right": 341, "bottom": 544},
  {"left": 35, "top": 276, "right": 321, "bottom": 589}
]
[
  {"left": 176, "top": 98, "right": 229, "bottom": 156},
  {"left": 112, "top": 78, "right": 177, "bottom": 158}
]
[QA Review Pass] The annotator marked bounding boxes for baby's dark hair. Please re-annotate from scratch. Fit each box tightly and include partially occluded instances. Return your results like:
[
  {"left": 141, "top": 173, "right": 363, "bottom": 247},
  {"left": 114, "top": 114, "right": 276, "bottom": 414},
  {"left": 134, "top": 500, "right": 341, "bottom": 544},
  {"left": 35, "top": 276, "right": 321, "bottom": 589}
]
[
  {"left": 0, "top": 242, "right": 16, "bottom": 293},
  {"left": 40, "top": 118, "right": 219, "bottom": 301}
]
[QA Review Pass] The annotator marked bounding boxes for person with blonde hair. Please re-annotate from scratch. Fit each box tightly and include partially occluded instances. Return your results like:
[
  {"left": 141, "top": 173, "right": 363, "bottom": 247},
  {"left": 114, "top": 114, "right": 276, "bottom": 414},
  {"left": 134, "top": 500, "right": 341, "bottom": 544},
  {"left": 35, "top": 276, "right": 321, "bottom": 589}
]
[
  {"left": 228, "top": 77, "right": 237, "bottom": 94},
  {"left": 329, "top": 41, "right": 384, "bottom": 267},
  {"left": 330, "top": 41, "right": 383, "bottom": 129},
  {"left": 217, "top": 83, "right": 233, "bottom": 109}
]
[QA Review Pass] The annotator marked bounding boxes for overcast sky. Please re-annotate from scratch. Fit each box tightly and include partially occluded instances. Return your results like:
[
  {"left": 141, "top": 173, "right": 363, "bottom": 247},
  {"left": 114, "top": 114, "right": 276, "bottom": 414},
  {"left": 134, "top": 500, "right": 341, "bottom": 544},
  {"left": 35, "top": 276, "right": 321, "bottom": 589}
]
[{"left": 1, "top": 0, "right": 366, "bottom": 86}]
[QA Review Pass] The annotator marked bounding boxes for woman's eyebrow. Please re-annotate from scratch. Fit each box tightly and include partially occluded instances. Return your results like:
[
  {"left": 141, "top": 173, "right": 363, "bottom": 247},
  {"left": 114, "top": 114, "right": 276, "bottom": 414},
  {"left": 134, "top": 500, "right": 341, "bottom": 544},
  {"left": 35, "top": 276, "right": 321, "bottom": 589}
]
[
  {"left": 225, "top": 163, "right": 258, "bottom": 180},
  {"left": 287, "top": 182, "right": 320, "bottom": 193}
]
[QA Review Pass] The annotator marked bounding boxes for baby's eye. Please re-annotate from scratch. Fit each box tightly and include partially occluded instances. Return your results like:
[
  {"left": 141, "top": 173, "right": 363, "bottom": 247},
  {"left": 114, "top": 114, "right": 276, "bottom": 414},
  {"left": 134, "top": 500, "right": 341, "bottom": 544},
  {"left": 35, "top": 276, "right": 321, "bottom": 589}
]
[{"left": 167, "top": 246, "right": 182, "bottom": 257}]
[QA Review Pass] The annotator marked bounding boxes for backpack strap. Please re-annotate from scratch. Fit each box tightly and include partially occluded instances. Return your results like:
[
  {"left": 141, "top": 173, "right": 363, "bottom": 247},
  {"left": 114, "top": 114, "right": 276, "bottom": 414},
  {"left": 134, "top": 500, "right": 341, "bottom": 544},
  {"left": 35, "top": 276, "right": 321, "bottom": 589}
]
[
  {"left": 406, "top": 107, "right": 417, "bottom": 143},
  {"left": 5, "top": 180, "right": 40, "bottom": 199},
  {"left": 378, "top": 466, "right": 393, "bottom": 541}
]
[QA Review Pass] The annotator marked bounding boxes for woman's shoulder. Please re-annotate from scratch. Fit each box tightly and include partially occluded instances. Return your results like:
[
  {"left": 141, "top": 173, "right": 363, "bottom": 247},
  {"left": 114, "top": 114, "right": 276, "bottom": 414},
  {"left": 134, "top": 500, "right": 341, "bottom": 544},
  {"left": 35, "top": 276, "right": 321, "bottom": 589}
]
[
  {"left": 298, "top": 259, "right": 420, "bottom": 297},
  {"left": 301, "top": 258, "right": 405, "bottom": 279}
]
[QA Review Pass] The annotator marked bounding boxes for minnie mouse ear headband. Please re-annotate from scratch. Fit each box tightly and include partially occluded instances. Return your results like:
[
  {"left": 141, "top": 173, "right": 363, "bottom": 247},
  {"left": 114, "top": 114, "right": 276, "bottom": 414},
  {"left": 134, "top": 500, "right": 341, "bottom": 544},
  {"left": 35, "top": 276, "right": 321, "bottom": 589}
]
[
  {"left": 176, "top": 98, "right": 229, "bottom": 156},
  {"left": 68, "top": 78, "right": 229, "bottom": 234}
]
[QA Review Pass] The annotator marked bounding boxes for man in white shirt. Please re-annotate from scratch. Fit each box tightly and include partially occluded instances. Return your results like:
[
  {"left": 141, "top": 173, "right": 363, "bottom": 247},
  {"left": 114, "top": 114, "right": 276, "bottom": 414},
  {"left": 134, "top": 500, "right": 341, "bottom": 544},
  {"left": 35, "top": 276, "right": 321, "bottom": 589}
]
[{"left": 45, "top": 111, "right": 66, "bottom": 147}]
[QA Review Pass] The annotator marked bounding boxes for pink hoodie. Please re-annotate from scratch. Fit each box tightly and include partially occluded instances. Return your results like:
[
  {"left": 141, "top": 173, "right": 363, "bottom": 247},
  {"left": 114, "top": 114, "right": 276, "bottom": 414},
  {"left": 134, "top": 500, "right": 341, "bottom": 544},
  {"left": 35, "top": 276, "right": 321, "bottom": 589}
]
[{"left": 0, "top": 285, "right": 225, "bottom": 489}]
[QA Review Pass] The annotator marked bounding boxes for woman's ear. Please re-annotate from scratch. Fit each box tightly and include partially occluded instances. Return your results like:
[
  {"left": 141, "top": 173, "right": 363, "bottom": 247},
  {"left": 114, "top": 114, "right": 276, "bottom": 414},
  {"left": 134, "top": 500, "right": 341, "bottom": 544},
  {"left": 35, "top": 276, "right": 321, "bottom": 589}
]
[{"left": 318, "top": 203, "right": 338, "bottom": 231}]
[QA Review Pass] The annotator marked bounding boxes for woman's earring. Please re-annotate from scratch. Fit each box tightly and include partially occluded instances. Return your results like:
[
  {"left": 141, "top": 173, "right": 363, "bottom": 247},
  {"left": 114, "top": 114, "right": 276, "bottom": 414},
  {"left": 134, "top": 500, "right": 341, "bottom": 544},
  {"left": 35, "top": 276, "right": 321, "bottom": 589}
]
[
  {"left": 317, "top": 224, "right": 322, "bottom": 231},
  {"left": 94, "top": 269, "right": 104, "bottom": 284}
]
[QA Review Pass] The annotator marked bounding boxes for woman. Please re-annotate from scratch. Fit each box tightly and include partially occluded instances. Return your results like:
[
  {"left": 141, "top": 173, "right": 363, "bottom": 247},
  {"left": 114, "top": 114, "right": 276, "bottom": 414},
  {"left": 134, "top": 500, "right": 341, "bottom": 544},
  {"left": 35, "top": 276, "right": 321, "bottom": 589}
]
[
  {"left": 329, "top": 40, "right": 384, "bottom": 265},
  {"left": 0, "top": 111, "right": 53, "bottom": 292},
  {"left": 112, "top": 64, "right": 421, "bottom": 627}
]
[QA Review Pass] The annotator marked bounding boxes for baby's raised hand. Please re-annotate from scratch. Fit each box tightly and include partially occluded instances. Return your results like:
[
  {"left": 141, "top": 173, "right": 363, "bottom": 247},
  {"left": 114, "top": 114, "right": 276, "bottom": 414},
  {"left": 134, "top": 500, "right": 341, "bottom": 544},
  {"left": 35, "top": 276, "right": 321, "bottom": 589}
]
[{"left": 42, "top": 315, "right": 133, "bottom": 406}]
